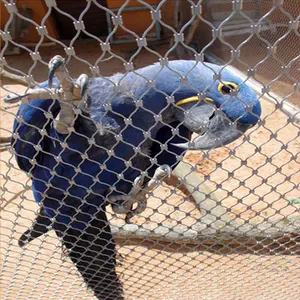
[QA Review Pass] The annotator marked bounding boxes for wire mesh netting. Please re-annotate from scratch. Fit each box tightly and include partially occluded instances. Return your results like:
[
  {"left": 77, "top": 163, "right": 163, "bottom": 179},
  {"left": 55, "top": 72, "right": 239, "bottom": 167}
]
[{"left": 0, "top": 0, "right": 299, "bottom": 299}]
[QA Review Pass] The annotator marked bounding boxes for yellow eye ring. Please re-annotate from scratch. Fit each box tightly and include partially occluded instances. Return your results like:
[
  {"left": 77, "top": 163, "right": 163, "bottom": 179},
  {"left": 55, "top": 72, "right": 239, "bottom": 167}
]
[
  {"left": 176, "top": 96, "right": 214, "bottom": 106},
  {"left": 218, "top": 81, "right": 238, "bottom": 95}
]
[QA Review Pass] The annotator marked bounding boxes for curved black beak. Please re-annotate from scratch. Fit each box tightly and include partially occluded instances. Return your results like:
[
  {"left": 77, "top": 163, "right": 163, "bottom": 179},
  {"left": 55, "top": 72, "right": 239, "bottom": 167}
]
[{"left": 174, "top": 102, "right": 253, "bottom": 150}]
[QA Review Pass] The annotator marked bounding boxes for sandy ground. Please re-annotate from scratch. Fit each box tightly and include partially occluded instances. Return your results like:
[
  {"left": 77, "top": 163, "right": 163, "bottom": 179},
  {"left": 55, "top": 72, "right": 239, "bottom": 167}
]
[{"left": 1, "top": 42, "right": 300, "bottom": 299}]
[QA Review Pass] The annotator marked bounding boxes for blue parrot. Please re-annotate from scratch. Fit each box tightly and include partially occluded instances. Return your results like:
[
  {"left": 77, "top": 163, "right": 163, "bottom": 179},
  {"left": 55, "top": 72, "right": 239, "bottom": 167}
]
[{"left": 5, "top": 57, "right": 261, "bottom": 299}]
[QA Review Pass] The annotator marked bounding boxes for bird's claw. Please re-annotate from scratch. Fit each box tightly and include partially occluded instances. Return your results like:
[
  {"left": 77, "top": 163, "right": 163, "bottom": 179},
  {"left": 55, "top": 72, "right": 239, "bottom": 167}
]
[
  {"left": 109, "top": 175, "right": 144, "bottom": 214},
  {"left": 47, "top": 55, "right": 91, "bottom": 123},
  {"left": 130, "top": 175, "right": 145, "bottom": 196},
  {"left": 125, "top": 200, "right": 147, "bottom": 224},
  {"left": 125, "top": 165, "right": 172, "bottom": 222},
  {"left": 3, "top": 55, "right": 91, "bottom": 131},
  {"left": 110, "top": 196, "right": 135, "bottom": 214},
  {"left": 3, "top": 93, "right": 30, "bottom": 104},
  {"left": 154, "top": 164, "right": 172, "bottom": 180},
  {"left": 76, "top": 74, "right": 91, "bottom": 113},
  {"left": 76, "top": 73, "right": 89, "bottom": 98},
  {"left": 48, "top": 55, "right": 66, "bottom": 88},
  {"left": 110, "top": 165, "right": 172, "bottom": 223}
]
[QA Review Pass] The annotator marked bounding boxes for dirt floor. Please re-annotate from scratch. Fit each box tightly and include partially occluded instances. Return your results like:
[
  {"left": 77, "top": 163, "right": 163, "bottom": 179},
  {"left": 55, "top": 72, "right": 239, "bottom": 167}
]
[{"left": 1, "top": 42, "right": 300, "bottom": 299}]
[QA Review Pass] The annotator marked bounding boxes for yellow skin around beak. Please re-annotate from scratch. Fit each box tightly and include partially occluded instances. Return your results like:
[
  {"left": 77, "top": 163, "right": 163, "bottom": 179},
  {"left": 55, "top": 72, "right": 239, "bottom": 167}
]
[{"left": 176, "top": 96, "right": 214, "bottom": 106}]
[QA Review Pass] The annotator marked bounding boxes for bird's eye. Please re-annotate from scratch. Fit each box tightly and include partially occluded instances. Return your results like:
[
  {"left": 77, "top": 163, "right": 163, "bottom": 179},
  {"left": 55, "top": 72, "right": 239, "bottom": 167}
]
[
  {"left": 218, "top": 81, "right": 238, "bottom": 95},
  {"left": 221, "top": 84, "right": 234, "bottom": 94}
]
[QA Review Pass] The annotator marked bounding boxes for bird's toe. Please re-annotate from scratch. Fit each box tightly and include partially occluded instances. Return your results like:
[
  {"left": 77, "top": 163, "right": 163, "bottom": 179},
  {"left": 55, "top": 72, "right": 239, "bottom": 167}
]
[
  {"left": 76, "top": 74, "right": 90, "bottom": 98},
  {"left": 76, "top": 74, "right": 91, "bottom": 113},
  {"left": 48, "top": 55, "right": 66, "bottom": 88}
]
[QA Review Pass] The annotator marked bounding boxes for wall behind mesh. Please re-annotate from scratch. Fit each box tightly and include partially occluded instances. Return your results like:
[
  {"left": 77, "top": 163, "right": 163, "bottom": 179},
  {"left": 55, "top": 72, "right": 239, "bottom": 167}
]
[{"left": 1, "top": 1, "right": 300, "bottom": 300}]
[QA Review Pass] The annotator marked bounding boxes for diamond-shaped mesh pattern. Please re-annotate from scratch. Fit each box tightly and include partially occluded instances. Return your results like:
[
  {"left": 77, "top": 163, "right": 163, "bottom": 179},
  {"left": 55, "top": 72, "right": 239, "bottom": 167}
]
[{"left": 0, "top": 0, "right": 299, "bottom": 299}]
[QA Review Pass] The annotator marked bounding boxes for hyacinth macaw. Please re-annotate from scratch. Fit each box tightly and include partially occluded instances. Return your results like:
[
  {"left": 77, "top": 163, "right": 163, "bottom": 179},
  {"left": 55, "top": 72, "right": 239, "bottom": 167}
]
[{"left": 5, "top": 56, "right": 261, "bottom": 299}]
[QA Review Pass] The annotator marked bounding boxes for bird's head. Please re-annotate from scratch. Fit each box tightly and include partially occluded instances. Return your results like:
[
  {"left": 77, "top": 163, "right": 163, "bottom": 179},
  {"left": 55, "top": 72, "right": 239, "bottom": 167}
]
[{"left": 172, "top": 64, "right": 261, "bottom": 150}]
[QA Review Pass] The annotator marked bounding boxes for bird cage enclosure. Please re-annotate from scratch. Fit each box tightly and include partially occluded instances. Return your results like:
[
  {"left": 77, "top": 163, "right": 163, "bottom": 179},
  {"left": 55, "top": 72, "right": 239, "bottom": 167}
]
[{"left": 0, "top": 0, "right": 299, "bottom": 299}]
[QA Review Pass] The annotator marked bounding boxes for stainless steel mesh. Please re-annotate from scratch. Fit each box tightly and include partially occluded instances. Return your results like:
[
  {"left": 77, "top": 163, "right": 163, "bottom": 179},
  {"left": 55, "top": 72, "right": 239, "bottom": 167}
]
[{"left": 1, "top": 0, "right": 299, "bottom": 299}]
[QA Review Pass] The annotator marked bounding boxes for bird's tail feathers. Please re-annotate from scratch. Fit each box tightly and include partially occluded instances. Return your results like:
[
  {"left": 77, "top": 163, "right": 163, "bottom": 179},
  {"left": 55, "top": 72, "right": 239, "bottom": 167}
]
[
  {"left": 18, "top": 208, "right": 52, "bottom": 247},
  {"left": 54, "top": 210, "right": 124, "bottom": 300}
]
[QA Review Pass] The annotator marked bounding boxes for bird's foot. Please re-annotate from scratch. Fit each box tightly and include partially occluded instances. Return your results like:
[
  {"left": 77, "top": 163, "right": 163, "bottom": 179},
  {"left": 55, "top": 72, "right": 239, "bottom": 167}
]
[
  {"left": 109, "top": 176, "right": 144, "bottom": 214},
  {"left": 48, "top": 55, "right": 90, "bottom": 134},
  {"left": 125, "top": 165, "right": 171, "bottom": 223},
  {"left": 3, "top": 55, "right": 90, "bottom": 134},
  {"left": 109, "top": 165, "right": 172, "bottom": 223}
]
